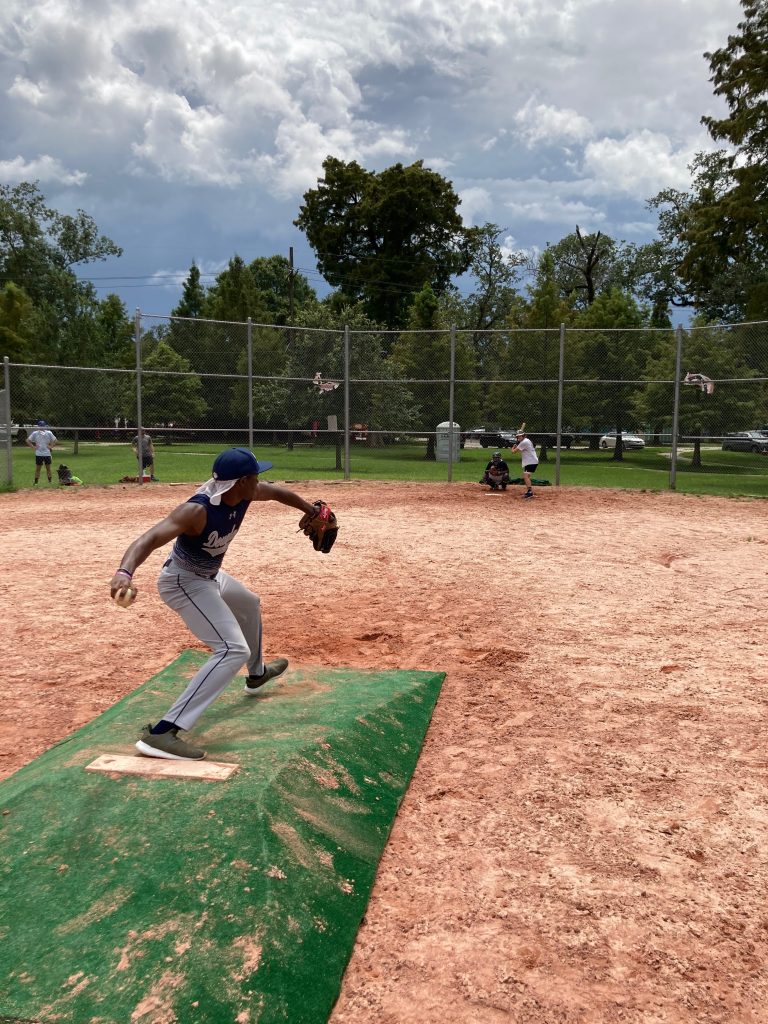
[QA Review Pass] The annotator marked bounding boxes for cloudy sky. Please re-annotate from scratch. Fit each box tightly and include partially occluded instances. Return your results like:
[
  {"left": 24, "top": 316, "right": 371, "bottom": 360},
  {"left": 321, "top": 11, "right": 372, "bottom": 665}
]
[{"left": 0, "top": 0, "right": 743, "bottom": 317}]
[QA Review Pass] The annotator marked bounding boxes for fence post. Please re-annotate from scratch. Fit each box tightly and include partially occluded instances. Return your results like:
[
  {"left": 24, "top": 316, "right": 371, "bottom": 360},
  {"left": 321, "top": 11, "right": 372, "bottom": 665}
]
[
  {"left": 134, "top": 308, "right": 143, "bottom": 486},
  {"left": 447, "top": 325, "right": 456, "bottom": 482},
  {"left": 343, "top": 326, "right": 351, "bottom": 481},
  {"left": 669, "top": 324, "right": 684, "bottom": 490},
  {"left": 247, "top": 317, "right": 254, "bottom": 450},
  {"left": 555, "top": 322, "right": 566, "bottom": 486},
  {"left": 3, "top": 357, "right": 11, "bottom": 487}
]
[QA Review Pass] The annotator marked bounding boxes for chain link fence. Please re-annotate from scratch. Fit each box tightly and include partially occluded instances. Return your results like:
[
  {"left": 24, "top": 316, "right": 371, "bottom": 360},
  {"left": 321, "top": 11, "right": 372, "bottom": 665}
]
[{"left": 4, "top": 314, "right": 768, "bottom": 489}]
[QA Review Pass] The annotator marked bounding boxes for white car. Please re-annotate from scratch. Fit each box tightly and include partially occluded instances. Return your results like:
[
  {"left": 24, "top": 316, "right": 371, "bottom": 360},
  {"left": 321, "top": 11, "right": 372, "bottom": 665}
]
[
  {"left": 0, "top": 422, "right": 19, "bottom": 442},
  {"left": 599, "top": 432, "right": 646, "bottom": 450}
]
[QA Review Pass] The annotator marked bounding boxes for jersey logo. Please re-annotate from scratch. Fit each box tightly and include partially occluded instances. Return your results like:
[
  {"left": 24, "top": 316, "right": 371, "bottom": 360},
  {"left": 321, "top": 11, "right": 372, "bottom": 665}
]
[{"left": 202, "top": 524, "right": 240, "bottom": 558}]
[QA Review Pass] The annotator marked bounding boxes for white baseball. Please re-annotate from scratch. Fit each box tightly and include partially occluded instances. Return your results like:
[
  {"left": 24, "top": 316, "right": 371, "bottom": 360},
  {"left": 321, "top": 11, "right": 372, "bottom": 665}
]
[{"left": 114, "top": 586, "right": 137, "bottom": 608}]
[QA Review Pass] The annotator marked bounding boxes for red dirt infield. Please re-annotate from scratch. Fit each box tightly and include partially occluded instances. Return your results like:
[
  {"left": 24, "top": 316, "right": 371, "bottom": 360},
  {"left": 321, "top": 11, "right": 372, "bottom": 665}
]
[{"left": 2, "top": 481, "right": 767, "bottom": 1023}]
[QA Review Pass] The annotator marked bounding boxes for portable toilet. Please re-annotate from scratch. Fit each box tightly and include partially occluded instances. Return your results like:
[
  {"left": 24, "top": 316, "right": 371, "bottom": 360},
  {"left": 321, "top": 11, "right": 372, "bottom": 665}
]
[{"left": 435, "top": 421, "right": 461, "bottom": 462}]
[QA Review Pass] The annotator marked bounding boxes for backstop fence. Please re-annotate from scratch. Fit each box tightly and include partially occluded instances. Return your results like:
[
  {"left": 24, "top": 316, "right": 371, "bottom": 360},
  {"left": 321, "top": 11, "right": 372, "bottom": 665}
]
[{"left": 3, "top": 312, "right": 768, "bottom": 488}]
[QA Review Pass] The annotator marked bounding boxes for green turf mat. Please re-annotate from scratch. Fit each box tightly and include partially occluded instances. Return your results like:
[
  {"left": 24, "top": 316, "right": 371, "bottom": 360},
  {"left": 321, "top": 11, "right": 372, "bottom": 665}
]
[{"left": 0, "top": 653, "right": 445, "bottom": 1024}]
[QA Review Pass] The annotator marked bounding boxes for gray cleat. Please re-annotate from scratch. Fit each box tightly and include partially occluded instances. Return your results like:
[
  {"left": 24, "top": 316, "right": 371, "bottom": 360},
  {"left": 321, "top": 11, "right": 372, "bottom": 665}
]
[
  {"left": 244, "top": 657, "right": 289, "bottom": 695},
  {"left": 136, "top": 724, "right": 206, "bottom": 760}
]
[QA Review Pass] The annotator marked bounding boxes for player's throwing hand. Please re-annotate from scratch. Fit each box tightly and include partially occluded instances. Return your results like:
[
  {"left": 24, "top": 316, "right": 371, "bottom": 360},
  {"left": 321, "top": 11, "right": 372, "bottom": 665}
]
[{"left": 110, "top": 569, "right": 138, "bottom": 607}]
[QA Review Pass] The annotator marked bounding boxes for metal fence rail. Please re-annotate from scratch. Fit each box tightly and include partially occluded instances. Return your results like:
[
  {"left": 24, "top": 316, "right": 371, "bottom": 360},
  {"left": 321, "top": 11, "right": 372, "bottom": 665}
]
[{"left": 4, "top": 313, "right": 768, "bottom": 488}]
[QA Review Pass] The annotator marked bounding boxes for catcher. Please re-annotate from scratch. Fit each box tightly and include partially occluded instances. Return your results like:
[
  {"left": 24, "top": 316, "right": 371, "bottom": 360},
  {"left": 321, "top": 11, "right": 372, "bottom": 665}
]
[
  {"left": 108, "top": 447, "right": 338, "bottom": 762},
  {"left": 480, "top": 451, "right": 510, "bottom": 491}
]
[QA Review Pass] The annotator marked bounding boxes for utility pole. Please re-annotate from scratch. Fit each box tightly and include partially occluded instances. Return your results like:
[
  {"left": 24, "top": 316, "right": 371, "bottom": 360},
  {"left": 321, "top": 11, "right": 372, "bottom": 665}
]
[
  {"left": 287, "top": 246, "right": 296, "bottom": 354},
  {"left": 288, "top": 246, "right": 295, "bottom": 324}
]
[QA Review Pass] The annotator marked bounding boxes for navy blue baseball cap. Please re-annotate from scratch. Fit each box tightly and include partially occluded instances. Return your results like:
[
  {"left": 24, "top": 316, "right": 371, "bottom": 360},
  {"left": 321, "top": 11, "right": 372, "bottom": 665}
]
[
  {"left": 36, "top": 419, "right": 48, "bottom": 426},
  {"left": 212, "top": 447, "right": 272, "bottom": 481}
]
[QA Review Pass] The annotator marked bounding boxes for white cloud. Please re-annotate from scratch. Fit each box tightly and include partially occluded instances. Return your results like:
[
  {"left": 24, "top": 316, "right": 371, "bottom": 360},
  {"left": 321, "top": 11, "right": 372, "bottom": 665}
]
[
  {"left": 421, "top": 156, "right": 455, "bottom": 174},
  {"left": 581, "top": 130, "right": 701, "bottom": 196},
  {"left": 132, "top": 95, "right": 243, "bottom": 187},
  {"left": 0, "top": 155, "right": 87, "bottom": 185},
  {"left": 1, "top": 0, "right": 741, "bottom": 201},
  {"left": 492, "top": 177, "right": 606, "bottom": 229},
  {"left": 617, "top": 220, "right": 658, "bottom": 237},
  {"left": 514, "top": 98, "right": 593, "bottom": 148},
  {"left": 499, "top": 232, "right": 531, "bottom": 264},
  {"left": 0, "top": 0, "right": 746, "bottom": 313},
  {"left": 458, "top": 186, "right": 492, "bottom": 226},
  {"left": 148, "top": 259, "right": 228, "bottom": 291}
]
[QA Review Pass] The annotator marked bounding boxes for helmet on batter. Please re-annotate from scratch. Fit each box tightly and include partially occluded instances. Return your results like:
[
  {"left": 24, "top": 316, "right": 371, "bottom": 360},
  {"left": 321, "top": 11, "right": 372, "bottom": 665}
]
[{"left": 212, "top": 447, "right": 272, "bottom": 480}]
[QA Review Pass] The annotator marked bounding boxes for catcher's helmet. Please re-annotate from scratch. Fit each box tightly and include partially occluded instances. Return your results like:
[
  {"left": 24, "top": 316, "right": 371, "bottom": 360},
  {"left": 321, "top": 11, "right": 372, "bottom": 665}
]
[{"left": 492, "top": 451, "right": 501, "bottom": 458}]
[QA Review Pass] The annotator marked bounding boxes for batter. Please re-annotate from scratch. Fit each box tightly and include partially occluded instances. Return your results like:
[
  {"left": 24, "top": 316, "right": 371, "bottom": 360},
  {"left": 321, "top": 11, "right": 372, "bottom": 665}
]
[{"left": 510, "top": 427, "right": 538, "bottom": 499}]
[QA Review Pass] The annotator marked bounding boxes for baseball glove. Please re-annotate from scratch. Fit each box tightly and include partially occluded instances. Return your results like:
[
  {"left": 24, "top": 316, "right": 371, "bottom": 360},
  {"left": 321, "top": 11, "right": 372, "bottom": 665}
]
[{"left": 299, "top": 501, "right": 338, "bottom": 554}]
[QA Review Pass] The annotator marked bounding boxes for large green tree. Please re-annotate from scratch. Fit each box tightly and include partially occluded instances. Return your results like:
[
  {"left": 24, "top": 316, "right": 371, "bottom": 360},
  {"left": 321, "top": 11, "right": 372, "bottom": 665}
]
[
  {"left": 94, "top": 294, "right": 134, "bottom": 366},
  {"left": 634, "top": 324, "right": 760, "bottom": 466},
  {"left": 566, "top": 290, "right": 657, "bottom": 459},
  {"left": 295, "top": 157, "right": 472, "bottom": 329},
  {"left": 486, "top": 251, "right": 577, "bottom": 459},
  {"left": 172, "top": 263, "right": 206, "bottom": 319},
  {"left": 545, "top": 227, "right": 631, "bottom": 308},
  {"left": 247, "top": 254, "right": 317, "bottom": 325},
  {"left": 628, "top": 197, "right": 694, "bottom": 325},
  {"left": 125, "top": 340, "right": 208, "bottom": 427},
  {"left": 390, "top": 284, "right": 479, "bottom": 459},
  {"left": 650, "top": 2, "right": 768, "bottom": 320},
  {"left": 165, "top": 257, "right": 258, "bottom": 425},
  {"left": 0, "top": 283, "right": 34, "bottom": 361},
  {"left": 202, "top": 255, "right": 267, "bottom": 325},
  {"left": 440, "top": 223, "right": 526, "bottom": 381},
  {"left": 231, "top": 300, "right": 418, "bottom": 463},
  {"left": 0, "top": 182, "right": 122, "bottom": 361}
]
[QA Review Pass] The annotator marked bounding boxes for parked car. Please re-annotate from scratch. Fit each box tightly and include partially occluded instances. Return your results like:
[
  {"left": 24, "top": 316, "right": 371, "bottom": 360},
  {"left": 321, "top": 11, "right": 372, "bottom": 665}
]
[
  {"left": 474, "top": 428, "right": 575, "bottom": 449},
  {"left": 0, "top": 422, "right": 20, "bottom": 443},
  {"left": 599, "top": 432, "right": 646, "bottom": 450},
  {"left": 473, "top": 428, "right": 517, "bottom": 448},
  {"left": 528, "top": 431, "right": 575, "bottom": 450},
  {"left": 460, "top": 427, "right": 489, "bottom": 448},
  {"left": 721, "top": 431, "right": 768, "bottom": 453}
]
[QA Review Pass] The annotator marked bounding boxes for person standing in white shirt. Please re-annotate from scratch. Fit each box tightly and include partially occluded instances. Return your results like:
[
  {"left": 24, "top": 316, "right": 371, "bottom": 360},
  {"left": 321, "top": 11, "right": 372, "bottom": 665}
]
[
  {"left": 26, "top": 419, "right": 58, "bottom": 485},
  {"left": 511, "top": 428, "right": 538, "bottom": 499}
]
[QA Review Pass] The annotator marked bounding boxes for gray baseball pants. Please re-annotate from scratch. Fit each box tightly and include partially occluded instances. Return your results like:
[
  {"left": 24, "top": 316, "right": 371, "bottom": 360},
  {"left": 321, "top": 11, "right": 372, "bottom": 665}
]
[{"left": 157, "top": 561, "right": 264, "bottom": 731}]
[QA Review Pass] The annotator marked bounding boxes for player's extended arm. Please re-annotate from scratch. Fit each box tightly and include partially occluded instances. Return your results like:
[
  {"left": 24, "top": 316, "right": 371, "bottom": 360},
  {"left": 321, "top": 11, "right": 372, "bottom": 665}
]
[
  {"left": 254, "top": 482, "right": 338, "bottom": 553},
  {"left": 252, "top": 481, "right": 317, "bottom": 518},
  {"left": 109, "top": 502, "right": 206, "bottom": 598}
]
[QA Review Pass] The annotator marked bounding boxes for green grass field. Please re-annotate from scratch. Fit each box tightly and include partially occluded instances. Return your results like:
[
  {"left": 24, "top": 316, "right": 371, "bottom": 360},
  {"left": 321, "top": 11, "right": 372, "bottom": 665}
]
[{"left": 5, "top": 440, "right": 768, "bottom": 497}]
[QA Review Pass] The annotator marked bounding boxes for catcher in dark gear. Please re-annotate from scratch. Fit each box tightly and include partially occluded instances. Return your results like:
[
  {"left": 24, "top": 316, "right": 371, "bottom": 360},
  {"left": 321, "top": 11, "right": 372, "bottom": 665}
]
[{"left": 480, "top": 452, "right": 510, "bottom": 490}]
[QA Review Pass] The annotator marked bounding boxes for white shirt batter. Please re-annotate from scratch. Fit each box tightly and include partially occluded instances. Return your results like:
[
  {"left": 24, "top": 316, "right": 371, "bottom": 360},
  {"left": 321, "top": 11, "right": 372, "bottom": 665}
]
[{"left": 515, "top": 436, "right": 538, "bottom": 467}]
